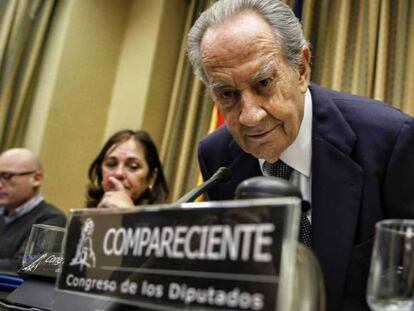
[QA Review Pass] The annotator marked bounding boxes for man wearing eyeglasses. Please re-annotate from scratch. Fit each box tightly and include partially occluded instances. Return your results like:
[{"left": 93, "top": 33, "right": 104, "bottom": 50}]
[{"left": 0, "top": 148, "right": 66, "bottom": 271}]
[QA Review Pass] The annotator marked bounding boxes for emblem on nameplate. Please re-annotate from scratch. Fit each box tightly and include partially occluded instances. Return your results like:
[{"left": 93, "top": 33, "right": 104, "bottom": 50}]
[{"left": 69, "top": 218, "right": 96, "bottom": 271}]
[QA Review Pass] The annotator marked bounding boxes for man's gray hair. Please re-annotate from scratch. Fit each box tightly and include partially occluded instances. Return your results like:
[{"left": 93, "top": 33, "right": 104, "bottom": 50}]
[{"left": 187, "top": 0, "right": 309, "bottom": 83}]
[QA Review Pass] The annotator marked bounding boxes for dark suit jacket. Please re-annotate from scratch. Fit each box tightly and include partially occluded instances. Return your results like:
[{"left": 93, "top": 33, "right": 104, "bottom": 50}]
[{"left": 198, "top": 84, "right": 414, "bottom": 311}]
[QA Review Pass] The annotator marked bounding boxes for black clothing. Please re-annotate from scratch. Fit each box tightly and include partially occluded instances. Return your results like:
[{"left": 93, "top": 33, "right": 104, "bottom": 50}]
[{"left": 198, "top": 85, "right": 414, "bottom": 311}]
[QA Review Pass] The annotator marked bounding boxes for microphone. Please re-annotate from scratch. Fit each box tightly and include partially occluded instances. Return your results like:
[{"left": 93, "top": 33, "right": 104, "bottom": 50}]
[
  {"left": 234, "top": 176, "right": 309, "bottom": 212},
  {"left": 175, "top": 167, "right": 231, "bottom": 204},
  {"left": 235, "top": 176, "right": 302, "bottom": 199}
]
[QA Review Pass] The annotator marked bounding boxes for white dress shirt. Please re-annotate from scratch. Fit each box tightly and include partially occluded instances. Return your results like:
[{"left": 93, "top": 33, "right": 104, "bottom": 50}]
[{"left": 259, "top": 89, "right": 313, "bottom": 218}]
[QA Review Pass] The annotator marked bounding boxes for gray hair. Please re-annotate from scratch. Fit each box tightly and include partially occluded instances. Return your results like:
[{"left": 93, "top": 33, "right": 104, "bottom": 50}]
[{"left": 187, "top": 0, "right": 309, "bottom": 83}]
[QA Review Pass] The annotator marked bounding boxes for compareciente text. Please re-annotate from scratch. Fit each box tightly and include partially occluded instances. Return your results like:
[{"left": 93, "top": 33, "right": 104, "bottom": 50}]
[{"left": 102, "top": 224, "right": 274, "bottom": 262}]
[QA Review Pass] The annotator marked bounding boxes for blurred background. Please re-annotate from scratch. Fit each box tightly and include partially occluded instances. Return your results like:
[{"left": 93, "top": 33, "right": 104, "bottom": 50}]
[{"left": 0, "top": 0, "right": 413, "bottom": 213}]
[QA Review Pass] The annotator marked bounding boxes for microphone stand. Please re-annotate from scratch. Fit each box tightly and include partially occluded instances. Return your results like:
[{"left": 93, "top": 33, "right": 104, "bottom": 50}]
[{"left": 175, "top": 167, "right": 231, "bottom": 204}]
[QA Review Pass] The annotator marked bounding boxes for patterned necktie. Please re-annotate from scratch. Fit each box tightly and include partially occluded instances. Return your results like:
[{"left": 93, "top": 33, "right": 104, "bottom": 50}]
[{"left": 263, "top": 160, "right": 312, "bottom": 247}]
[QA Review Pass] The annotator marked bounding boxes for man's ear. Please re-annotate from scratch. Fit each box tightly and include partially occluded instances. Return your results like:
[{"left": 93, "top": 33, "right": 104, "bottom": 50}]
[
  {"left": 298, "top": 46, "right": 311, "bottom": 93},
  {"left": 32, "top": 170, "right": 43, "bottom": 187}
]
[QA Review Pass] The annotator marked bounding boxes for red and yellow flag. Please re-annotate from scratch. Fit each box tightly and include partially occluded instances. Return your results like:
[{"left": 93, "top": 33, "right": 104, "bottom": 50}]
[{"left": 208, "top": 104, "right": 225, "bottom": 132}]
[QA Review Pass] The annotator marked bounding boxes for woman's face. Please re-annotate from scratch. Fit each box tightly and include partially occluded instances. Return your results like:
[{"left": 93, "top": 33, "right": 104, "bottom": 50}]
[{"left": 101, "top": 138, "right": 153, "bottom": 202}]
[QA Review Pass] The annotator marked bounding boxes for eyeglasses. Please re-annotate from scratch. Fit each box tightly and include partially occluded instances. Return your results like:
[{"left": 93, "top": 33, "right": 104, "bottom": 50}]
[{"left": 0, "top": 171, "right": 36, "bottom": 183}]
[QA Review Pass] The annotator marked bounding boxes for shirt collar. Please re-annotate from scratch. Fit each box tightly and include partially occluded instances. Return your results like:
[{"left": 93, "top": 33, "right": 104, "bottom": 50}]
[
  {"left": 0, "top": 194, "right": 44, "bottom": 225},
  {"left": 259, "top": 88, "right": 313, "bottom": 177}
]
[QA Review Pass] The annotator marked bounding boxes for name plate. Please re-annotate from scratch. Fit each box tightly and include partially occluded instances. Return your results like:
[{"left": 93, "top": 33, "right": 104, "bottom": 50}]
[{"left": 55, "top": 198, "right": 300, "bottom": 311}]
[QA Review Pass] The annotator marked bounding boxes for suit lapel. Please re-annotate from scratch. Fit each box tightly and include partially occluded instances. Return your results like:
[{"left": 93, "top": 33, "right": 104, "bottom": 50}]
[
  {"left": 220, "top": 139, "right": 262, "bottom": 199},
  {"left": 310, "top": 85, "right": 363, "bottom": 307}
]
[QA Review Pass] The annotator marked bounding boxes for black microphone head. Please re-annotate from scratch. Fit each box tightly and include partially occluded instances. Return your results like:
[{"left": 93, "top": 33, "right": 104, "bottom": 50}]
[
  {"left": 235, "top": 176, "right": 302, "bottom": 200},
  {"left": 211, "top": 167, "right": 231, "bottom": 184}
]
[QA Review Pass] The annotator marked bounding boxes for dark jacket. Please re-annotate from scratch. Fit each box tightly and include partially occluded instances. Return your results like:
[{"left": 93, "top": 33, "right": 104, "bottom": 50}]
[
  {"left": 0, "top": 200, "right": 66, "bottom": 271},
  {"left": 198, "top": 84, "right": 414, "bottom": 311}
]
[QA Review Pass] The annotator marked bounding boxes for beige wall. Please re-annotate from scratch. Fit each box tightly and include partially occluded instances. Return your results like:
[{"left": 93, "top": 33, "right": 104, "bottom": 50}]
[
  {"left": 141, "top": 0, "right": 189, "bottom": 144},
  {"left": 105, "top": 0, "right": 161, "bottom": 138},
  {"left": 24, "top": 0, "right": 189, "bottom": 213},
  {"left": 106, "top": 0, "right": 188, "bottom": 144}
]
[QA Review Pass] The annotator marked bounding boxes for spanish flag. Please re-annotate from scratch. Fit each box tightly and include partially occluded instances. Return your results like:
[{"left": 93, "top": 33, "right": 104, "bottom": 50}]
[{"left": 209, "top": 104, "right": 225, "bottom": 131}]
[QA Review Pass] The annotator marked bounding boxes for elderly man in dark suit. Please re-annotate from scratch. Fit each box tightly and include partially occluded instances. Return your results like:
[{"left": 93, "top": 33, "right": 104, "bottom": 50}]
[{"left": 186, "top": 0, "right": 414, "bottom": 310}]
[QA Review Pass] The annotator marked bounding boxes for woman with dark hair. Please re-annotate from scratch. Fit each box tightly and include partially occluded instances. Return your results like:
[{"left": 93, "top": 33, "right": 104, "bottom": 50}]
[{"left": 86, "top": 129, "right": 169, "bottom": 208}]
